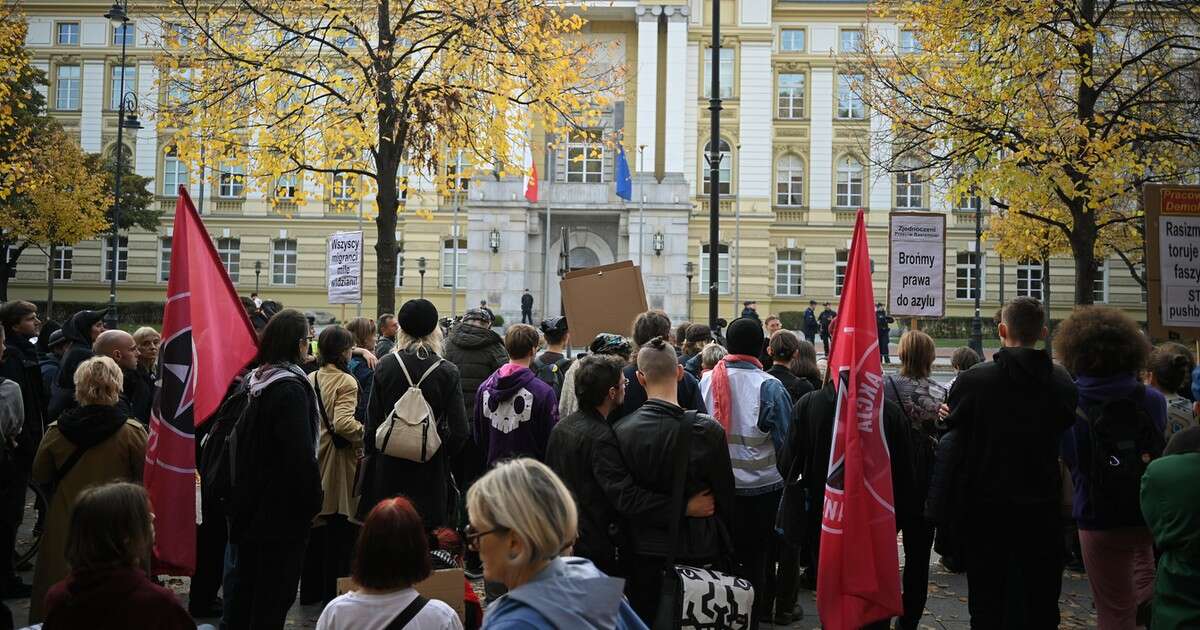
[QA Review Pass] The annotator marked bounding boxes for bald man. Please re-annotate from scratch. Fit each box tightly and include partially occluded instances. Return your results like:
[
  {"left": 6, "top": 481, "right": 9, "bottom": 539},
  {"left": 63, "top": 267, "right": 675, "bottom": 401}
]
[{"left": 93, "top": 330, "right": 152, "bottom": 425}]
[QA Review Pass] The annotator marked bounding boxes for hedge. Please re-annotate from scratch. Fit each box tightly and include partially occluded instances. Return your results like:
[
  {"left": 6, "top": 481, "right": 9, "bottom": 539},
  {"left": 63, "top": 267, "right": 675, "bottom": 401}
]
[{"left": 32, "top": 301, "right": 165, "bottom": 326}]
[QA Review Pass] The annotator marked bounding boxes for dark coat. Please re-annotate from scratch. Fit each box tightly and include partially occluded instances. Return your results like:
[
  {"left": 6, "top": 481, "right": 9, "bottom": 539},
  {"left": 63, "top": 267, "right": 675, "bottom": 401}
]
[
  {"left": 521, "top": 293, "right": 534, "bottom": 311},
  {"left": 611, "top": 364, "right": 707, "bottom": 422},
  {"left": 766, "top": 364, "right": 815, "bottom": 407},
  {"left": 443, "top": 323, "right": 507, "bottom": 419},
  {"left": 358, "top": 351, "right": 468, "bottom": 528},
  {"left": 612, "top": 399, "right": 736, "bottom": 561},
  {"left": 818, "top": 309, "right": 836, "bottom": 336},
  {"left": 1, "top": 332, "right": 46, "bottom": 463},
  {"left": 43, "top": 566, "right": 194, "bottom": 630},
  {"left": 121, "top": 366, "right": 155, "bottom": 427},
  {"left": 803, "top": 308, "right": 819, "bottom": 336},
  {"left": 741, "top": 307, "right": 759, "bottom": 321},
  {"left": 546, "top": 407, "right": 672, "bottom": 576},
  {"left": 50, "top": 310, "right": 107, "bottom": 420}
]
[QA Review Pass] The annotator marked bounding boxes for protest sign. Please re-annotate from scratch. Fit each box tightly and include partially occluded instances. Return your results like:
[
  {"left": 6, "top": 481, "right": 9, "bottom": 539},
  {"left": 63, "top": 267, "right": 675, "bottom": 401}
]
[
  {"left": 887, "top": 213, "right": 946, "bottom": 318},
  {"left": 327, "top": 231, "right": 364, "bottom": 305},
  {"left": 1145, "top": 185, "right": 1200, "bottom": 340},
  {"left": 560, "top": 261, "right": 648, "bottom": 343}
]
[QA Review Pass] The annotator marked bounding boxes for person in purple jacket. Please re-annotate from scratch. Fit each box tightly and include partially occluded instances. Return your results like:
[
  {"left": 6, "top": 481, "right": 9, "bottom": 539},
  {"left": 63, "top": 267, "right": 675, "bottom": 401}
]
[
  {"left": 1057, "top": 306, "right": 1167, "bottom": 630},
  {"left": 474, "top": 324, "right": 559, "bottom": 467}
]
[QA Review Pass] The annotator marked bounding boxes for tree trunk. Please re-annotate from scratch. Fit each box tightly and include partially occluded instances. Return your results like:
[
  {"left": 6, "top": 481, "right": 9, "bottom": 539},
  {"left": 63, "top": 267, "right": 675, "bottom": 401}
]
[
  {"left": 47, "top": 244, "right": 56, "bottom": 320},
  {"left": 374, "top": 165, "right": 400, "bottom": 316},
  {"left": 1070, "top": 211, "right": 1099, "bottom": 306},
  {"left": 372, "top": 0, "right": 403, "bottom": 317},
  {"left": 1043, "top": 255, "right": 1052, "bottom": 345}
]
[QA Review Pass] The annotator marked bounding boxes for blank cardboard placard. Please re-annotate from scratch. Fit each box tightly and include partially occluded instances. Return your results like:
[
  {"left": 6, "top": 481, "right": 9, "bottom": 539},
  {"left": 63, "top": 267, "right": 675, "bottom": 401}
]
[
  {"left": 560, "top": 260, "right": 649, "bottom": 343},
  {"left": 336, "top": 568, "right": 465, "bottom": 622}
]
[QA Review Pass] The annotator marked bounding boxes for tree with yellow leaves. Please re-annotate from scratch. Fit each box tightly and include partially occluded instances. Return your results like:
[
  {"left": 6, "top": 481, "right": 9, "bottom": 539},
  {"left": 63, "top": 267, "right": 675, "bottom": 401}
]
[
  {"left": 859, "top": 0, "right": 1200, "bottom": 304},
  {"left": 0, "top": 4, "right": 43, "bottom": 202},
  {"left": 158, "top": 0, "right": 616, "bottom": 314}
]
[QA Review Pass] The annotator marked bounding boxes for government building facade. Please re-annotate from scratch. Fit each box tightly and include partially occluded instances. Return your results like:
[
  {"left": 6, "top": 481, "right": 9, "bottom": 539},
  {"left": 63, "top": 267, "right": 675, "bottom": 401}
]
[{"left": 12, "top": 0, "right": 1148, "bottom": 329}]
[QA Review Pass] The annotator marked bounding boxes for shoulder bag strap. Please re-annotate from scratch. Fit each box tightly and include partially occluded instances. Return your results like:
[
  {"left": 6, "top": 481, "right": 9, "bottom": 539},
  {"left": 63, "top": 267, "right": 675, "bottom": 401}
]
[
  {"left": 51, "top": 442, "right": 95, "bottom": 493},
  {"left": 395, "top": 353, "right": 416, "bottom": 388},
  {"left": 385, "top": 595, "right": 429, "bottom": 629},
  {"left": 414, "top": 358, "right": 444, "bottom": 387},
  {"left": 313, "top": 373, "right": 336, "bottom": 435},
  {"left": 662, "top": 410, "right": 697, "bottom": 573}
]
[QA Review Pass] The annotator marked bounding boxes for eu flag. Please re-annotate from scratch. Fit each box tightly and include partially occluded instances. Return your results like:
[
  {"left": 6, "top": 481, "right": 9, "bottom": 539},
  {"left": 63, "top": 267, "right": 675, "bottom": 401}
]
[{"left": 615, "top": 145, "right": 633, "bottom": 201}]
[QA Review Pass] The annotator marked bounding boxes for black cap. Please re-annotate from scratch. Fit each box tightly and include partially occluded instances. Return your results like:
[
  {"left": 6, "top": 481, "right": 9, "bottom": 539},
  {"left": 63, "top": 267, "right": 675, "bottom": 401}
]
[
  {"left": 726, "top": 317, "right": 765, "bottom": 357},
  {"left": 398, "top": 299, "right": 439, "bottom": 338},
  {"left": 540, "top": 316, "right": 568, "bottom": 334},
  {"left": 46, "top": 329, "right": 67, "bottom": 349},
  {"left": 463, "top": 308, "right": 493, "bottom": 325}
]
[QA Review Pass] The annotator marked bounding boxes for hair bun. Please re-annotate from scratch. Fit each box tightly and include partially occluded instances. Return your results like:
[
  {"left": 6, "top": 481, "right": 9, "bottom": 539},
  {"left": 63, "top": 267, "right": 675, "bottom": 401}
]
[{"left": 646, "top": 336, "right": 668, "bottom": 351}]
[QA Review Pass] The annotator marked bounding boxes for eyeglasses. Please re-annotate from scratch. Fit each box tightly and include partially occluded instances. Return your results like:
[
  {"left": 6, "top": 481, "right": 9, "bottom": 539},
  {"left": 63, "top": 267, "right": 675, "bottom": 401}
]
[
  {"left": 464, "top": 523, "right": 507, "bottom": 552},
  {"left": 610, "top": 378, "right": 629, "bottom": 392}
]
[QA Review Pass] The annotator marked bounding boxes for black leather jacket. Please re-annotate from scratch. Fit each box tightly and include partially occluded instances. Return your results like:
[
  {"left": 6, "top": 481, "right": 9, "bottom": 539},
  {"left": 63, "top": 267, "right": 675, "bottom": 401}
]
[{"left": 611, "top": 399, "right": 736, "bottom": 562}]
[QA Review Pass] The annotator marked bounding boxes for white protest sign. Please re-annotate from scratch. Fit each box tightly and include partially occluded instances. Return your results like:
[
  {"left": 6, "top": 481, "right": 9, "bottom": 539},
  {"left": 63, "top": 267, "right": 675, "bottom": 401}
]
[
  {"left": 1156, "top": 188, "right": 1200, "bottom": 330},
  {"left": 327, "top": 231, "right": 363, "bottom": 305},
  {"left": 887, "top": 213, "right": 946, "bottom": 318}
]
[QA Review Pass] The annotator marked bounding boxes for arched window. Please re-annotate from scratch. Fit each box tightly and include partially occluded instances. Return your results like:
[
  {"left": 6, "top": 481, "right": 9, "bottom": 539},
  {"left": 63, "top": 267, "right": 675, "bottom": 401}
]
[
  {"left": 895, "top": 159, "right": 924, "bottom": 209},
  {"left": 835, "top": 157, "right": 864, "bottom": 207},
  {"left": 702, "top": 140, "right": 732, "bottom": 195},
  {"left": 776, "top": 154, "right": 804, "bottom": 206}
]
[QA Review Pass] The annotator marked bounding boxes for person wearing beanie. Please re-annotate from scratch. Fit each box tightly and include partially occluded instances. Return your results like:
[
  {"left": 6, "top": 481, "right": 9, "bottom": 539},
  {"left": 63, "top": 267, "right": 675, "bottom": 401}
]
[
  {"left": 699, "top": 317, "right": 793, "bottom": 630},
  {"left": 47, "top": 308, "right": 109, "bottom": 420},
  {"left": 558, "top": 333, "right": 633, "bottom": 419},
  {"left": 357, "top": 299, "right": 469, "bottom": 529}
]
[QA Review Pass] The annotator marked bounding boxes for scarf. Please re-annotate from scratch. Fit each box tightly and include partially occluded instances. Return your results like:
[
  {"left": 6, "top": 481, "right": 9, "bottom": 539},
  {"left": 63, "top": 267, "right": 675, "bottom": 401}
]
[
  {"left": 709, "top": 354, "right": 763, "bottom": 432},
  {"left": 57, "top": 404, "right": 129, "bottom": 448}
]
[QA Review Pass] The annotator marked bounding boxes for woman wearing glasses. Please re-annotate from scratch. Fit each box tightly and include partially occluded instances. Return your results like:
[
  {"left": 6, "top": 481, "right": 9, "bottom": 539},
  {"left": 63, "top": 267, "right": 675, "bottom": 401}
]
[{"left": 466, "top": 458, "right": 647, "bottom": 630}]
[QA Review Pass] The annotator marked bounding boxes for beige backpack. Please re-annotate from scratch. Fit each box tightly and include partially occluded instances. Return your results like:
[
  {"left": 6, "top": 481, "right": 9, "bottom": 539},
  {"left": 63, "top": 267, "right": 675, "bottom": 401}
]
[{"left": 376, "top": 356, "right": 444, "bottom": 463}]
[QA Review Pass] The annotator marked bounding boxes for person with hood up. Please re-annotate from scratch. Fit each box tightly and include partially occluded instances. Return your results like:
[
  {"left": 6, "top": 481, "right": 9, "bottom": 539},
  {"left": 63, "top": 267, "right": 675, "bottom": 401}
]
[
  {"left": 474, "top": 324, "right": 558, "bottom": 467},
  {"left": 937, "top": 297, "right": 1077, "bottom": 628},
  {"left": 557, "top": 333, "right": 633, "bottom": 418},
  {"left": 39, "top": 325, "right": 67, "bottom": 397},
  {"left": 1140, "top": 426, "right": 1200, "bottom": 629},
  {"left": 29, "top": 356, "right": 147, "bottom": 624},
  {"left": 467, "top": 458, "right": 647, "bottom": 630},
  {"left": 445, "top": 308, "right": 508, "bottom": 507},
  {"left": 48, "top": 308, "right": 108, "bottom": 420}
]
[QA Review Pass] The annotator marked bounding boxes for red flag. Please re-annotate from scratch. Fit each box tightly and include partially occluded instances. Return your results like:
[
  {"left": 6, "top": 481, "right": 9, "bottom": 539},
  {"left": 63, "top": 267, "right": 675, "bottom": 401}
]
[
  {"left": 817, "top": 210, "right": 903, "bottom": 629},
  {"left": 143, "top": 187, "right": 258, "bottom": 575},
  {"left": 524, "top": 159, "right": 538, "bottom": 203}
]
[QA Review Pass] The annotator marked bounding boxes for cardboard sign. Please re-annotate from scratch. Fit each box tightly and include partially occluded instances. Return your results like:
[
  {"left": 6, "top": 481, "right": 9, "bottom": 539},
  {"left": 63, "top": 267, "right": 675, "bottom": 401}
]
[
  {"left": 327, "top": 231, "right": 364, "bottom": 305},
  {"left": 886, "top": 213, "right": 946, "bottom": 318},
  {"left": 336, "top": 568, "right": 466, "bottom": 622},
  {"left": 560, "top": 260, "right": 649, "bottom": 343},
  {"left": 1144, "top": 184, "right": 1200, "bottom": 340}
]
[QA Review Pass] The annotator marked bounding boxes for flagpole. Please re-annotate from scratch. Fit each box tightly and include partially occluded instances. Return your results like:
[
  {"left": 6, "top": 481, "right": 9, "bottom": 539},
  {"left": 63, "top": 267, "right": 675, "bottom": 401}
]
[
  {"left": 707, "top": 0, "right": 722, "bottom": 330},
  {"left": 451, "top": 150, "right": 462, "bottom": 320},
  {"left": 638, "top": 145, "right": 646, "bottom": 269},
  {"left": 543, "top": 146, "right": 553, "bottom": 321}
]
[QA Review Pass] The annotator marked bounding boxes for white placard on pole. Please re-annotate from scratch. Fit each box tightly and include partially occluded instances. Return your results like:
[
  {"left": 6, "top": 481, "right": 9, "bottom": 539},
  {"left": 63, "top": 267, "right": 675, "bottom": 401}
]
[
  {"left": 327, "top": 231, "right": 364, "bottom": 305},
  {"left": 1145, "top": 185, "right": 1200, "bottom": 339},
  {"left": 887, "top": 212, "right": 946, "bottom": 318}
]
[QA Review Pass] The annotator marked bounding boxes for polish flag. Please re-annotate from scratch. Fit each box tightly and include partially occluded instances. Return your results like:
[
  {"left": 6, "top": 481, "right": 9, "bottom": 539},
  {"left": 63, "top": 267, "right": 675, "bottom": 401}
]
[{"left": 524, "top": 159, "right": 538, "bottom": 203}]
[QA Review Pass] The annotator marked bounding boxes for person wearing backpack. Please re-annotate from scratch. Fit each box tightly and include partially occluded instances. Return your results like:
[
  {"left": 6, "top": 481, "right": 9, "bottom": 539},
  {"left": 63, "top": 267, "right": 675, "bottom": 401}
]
[
  {"left": 225, "top": 309, "right": 324, "bottom": 630},
  {"left": 1057, "top": 306, "right": 1166, "bottom": 630},
  {"left": 532, "top": 317, "right": 572, "bottom": 399},
  {"left": 358, "top": 299, "right": 469, "bottom": 531},
  {"left": 474, "top": 324, "right": 559, "bottom": 467}
]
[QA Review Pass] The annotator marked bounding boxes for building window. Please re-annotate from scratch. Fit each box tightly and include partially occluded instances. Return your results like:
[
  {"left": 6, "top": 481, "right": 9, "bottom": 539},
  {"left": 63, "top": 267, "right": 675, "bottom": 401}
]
[
  {"left": 2, "top": 247, "right": 14, "bottom": 278},
  {"left": 55, "top": 65, "right": 80, "bottom": 110},
  {"left": 837, "top": 73, "right": 865, "bottom": 119},
  {"left": 217, "top": 238, "right": 241, "bottom": 282},
  {"left": 446, "top": 154, "right": 470, "bottom": 193},
  {"left": 162, "top": 153, "right": 188, "bottom": 196},
  {"left": 110, "top": 65, "right": 135, "bottom": 110},
  {"left": 702, "top": 140, "right": 732, "bottom": 195},
  {"left": 113, "top": 22, "right": 135, "bottom": 47},
  {"left": 835, "top": 249, "right": 849, "bottom": 296},
  {"left": 103, "top": 236, "right": 128, "bottom": 282},
  {"left": 275, "top": 173, "right": 299, "bottom": 199},
  {"left": 1016, "top": 260, "right": 1043, "bottom": 301},
  {"left": 271, "top": 239, "right": 297, "bottom": 285},
  {"left": 780, "top": 29, "right": 805, "bottom": 52},
  {"left": 699, "top": 244, "right": 730, "bottom": 294},
  {"left": 218, "top": 164, "right": 245, "bottom": 198},
  {"left": 776, "top": 249, "right": 804, "bottom": 296},
  {"left": 895, "top": 162, "right": 924, "bottom": 209},
  {"left": 956, "top": 193, "right": 982, "bottom": 212},
  {"left": 52, "top": 246, "right": 73, "bottom": 281},
  {"left": 565, "top": 131, "right": 605, "bottom": 183},
  {"left": 777, "top": 73, "right": 805, "bottom": 119},
  {"left": 441, "top": 238, "right": 468, "bottom": 289},
  {"left": 956, "top": 251, "right": 983, "bottom": 300},
  {"left": 703, "top": 47, "right": 735, "bottom": 99},
  {"left": 396, "top": 242, "right": 405, "bottom": 288},
  {"left": 776, "top": 154, "right": 804, "bottom": 206},
  {"left": 56, "top": 22, "right": 80, "bottom": 46},
  {"left": 397, "top": 163, "right": 409, "bottom": 201},
  {"left": 836, "top": 157, "right": 864, "bottom": 208},
  {"left": 159, "top": 237, "right": 172, "bottom": 282},
  {"left": 840, "top": 29, "right": 864, "bottom": 53},
  {"left": 899, "top": 30, "right": 919, "bottom": 53},
  {"left": 332, "top": 172, "right": 356, "bottom": 201},
  {"left": 1093, "top": 260, "right": 1108, "bottom": 303}
]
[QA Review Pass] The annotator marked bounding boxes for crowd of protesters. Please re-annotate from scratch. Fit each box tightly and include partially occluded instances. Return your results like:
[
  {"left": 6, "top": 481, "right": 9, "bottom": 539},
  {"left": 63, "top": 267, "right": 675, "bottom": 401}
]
[{"left": 0, "top": 293, "right": 1199, "bottom": 630}]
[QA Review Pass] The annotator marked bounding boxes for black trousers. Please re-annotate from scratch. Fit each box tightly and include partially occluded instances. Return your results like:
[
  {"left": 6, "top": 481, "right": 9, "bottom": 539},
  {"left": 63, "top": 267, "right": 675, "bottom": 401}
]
[
  {"left": 300, "top": 516, "right": 358, "bottom": 606},
  {"left": 820, "top": 334, "right": 831, "bottom": 356},
  {"left": 772, "top": 534, "right": 802, "bottom": 620},
  {"left": 0, "top": 468, "right": 29, "bottom": 585},
  {"left": 897, "top": 521, "right": 935, "bottom": 630},
  {"left": 733, "top": 490, "right": 782, "bottom": 630},
  {"left": 521, "top": 310, "right": 533, "bottom": 324},
  {"left": 225, "top": 535, "right": 308, "bottom": 630},
  {"left": 189, "top": 509, "right": 227, "bottom": 608},
  {"left": 965, "top": 510, "right": 1063, "bottom": 630}
]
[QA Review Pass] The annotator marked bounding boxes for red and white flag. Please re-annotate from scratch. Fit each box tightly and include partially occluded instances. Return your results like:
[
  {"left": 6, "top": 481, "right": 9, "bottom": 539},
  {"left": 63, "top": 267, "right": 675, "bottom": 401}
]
[
  {"left": 143, "top": 187, "right": 258, "bottom": 575},
  {"left": 817, "top": 209, "right": 903, "bottom": 629},
  {"left": 524, "top": 158, "right": 539, "bottom": 203}
]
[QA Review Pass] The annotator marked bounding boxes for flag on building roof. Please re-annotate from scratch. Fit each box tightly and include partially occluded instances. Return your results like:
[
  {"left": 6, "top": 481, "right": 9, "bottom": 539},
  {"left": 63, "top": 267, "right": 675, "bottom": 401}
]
[{"left": 615, "top": 144, "right": 633, "bottom": 201}]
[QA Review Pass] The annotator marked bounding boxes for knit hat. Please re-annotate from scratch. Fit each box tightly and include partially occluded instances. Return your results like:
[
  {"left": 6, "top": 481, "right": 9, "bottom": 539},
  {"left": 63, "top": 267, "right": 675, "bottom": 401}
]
[
  {"left": 46, "top": 329, "right": 67, "bottom": 349},
  {"left": 463, "top": 308, "right": 493, "bottom": 326},
  {"left": 398, "top": 299, "right": 439, "bottom": 338},
  {"left": 589, "top": 333, "right": 632, "bottom": 358},
  {"left": 540, "top": 316, "right": 568, "bottom": 334},
  {"left": 726, "top": 317, "right": 764, "bottom": 357}
]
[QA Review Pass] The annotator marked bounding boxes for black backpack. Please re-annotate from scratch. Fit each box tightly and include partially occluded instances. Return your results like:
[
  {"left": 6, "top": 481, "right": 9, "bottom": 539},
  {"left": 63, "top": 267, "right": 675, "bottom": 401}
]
[
  {"left": 532, "top": 355, "right": 571, "bottom": 398},
  {"left": 199, "top": 380, "right": 252, "bottom": 515},
  {"left": 1076, "top": 385, "right": 1165, "bottom": 525}
]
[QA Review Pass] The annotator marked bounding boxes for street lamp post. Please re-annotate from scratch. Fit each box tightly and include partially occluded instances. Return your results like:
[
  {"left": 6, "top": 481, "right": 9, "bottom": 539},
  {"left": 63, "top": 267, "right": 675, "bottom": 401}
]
[
  {"left": 969, "top": 200, "right": 983, "bottom": 358},
  {"left": 103, "top": 0, "right": 141, "bottom": 329},
  {"left": 254, "top": 260, "right": 262, "bottom": 294},
  {"left": 638, "top": 145, "right": 646, "bottom": 269},
  {"left": 418, "top": 256, "right": 427, "bottom": 299},
  {"left": 706, "top": 0, "right": 723, "bottom": 330},
  {"left": 685, "top": 262, "right": 695, "bottom": 323}
]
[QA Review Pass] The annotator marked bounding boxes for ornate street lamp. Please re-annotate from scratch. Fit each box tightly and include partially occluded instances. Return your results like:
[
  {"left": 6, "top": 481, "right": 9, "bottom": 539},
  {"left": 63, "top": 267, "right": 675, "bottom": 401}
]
[{"left": 104, "top": 0, "right": 142, "bottom": 329}]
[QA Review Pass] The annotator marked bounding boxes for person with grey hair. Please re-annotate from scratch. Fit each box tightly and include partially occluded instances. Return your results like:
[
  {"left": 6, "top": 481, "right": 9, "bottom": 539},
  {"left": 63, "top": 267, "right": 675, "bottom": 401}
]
[
  {"left": 466, "top": 458, "right": 647, "bottom": 629},
  {"left": 375, "top": 313, "right": 398, "bottom": 357}
]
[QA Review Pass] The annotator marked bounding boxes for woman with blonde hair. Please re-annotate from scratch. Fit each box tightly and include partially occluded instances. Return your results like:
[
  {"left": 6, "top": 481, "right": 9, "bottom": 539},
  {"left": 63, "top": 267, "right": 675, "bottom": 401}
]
[
  {"left": 29, "top": 356, "right": 147, "bottom": 623},
  {"left": 345, "top": 316, "right": 378, "bottom": 422},
  {"left": 467, "top": 458, "right": 646, "bottom": 629}
]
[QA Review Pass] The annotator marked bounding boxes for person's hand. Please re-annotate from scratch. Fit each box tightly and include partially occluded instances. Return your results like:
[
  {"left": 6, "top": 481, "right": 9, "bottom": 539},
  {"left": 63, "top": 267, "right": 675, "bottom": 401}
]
[
  {"left": 353, "top": 347, "right": 378, "bottom": 369},
  {"left": 686, "top": 490, "right": 715, "bottom": 518},
  {"left": 938, "top": 403, "right": 951, "bottom": 421}
]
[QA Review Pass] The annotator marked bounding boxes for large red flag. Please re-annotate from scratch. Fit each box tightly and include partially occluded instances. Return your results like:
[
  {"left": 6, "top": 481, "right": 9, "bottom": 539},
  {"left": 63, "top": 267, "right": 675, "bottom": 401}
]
[
  {"left": 817, "top": 210, "right": 903, "bottom": 628},
  {"left": 144, "top": 187, "right": 258, "bottom": 575},
  {"left": 524, "top": 159, "right": 539, "bottom": 203}
]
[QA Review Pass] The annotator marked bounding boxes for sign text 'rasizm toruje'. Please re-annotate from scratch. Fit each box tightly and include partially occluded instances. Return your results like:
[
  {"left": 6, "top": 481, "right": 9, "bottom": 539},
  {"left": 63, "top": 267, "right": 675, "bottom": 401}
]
[{"left": 1159, "top": 189, "right": 1200, "bottom": 326}]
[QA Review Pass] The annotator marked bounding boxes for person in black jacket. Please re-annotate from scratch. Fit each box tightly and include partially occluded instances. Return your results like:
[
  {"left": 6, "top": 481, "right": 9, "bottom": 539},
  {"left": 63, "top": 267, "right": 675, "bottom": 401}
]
[
  {"left": 612, "top": 337, "right": 735, "bottom": 624},
  {"left": 93, "top": 330, "right": 152, "bottom": 426},
  {"left": 48, "top": 308, "right": 108, "bottom": 420},
  {"left": 226, "top": 309, "right": 323, "bottom": 630},
  {"left": 818, "top": 304, "right": 836, "bottom": 355},
  {"left": 358, "top": 299, "right": 469, "bottom": 530},
  {"left": 876, "top": 304, "right": 894, "bottom": 364},
  {"left": 938, "top": 297, "right": 1077, "bottom": 629},
  {"left": 766, "top": 330, "right": 814, "bottom": 406},
  {"left": 521, "top": 289, "right": 534, "bottom": 324},
  {"left": 612, "top": 310, "right": 707, "bottom": 422},
  {"left": 802, "top": 301, "right": 820, "bottom": 344}
]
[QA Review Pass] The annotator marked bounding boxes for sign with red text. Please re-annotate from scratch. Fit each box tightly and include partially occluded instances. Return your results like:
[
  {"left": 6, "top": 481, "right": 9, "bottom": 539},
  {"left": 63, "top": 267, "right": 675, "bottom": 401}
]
[{"left": 1145, "top": 185, "right": 1200, "bottom": 340}]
